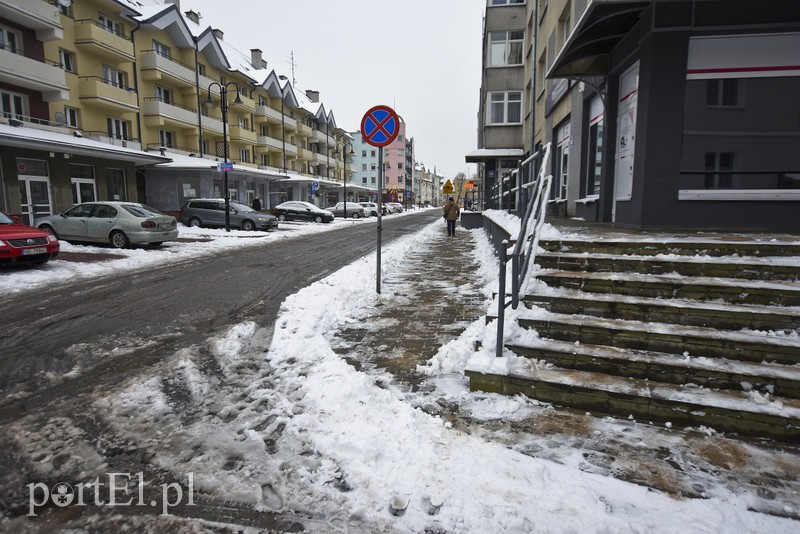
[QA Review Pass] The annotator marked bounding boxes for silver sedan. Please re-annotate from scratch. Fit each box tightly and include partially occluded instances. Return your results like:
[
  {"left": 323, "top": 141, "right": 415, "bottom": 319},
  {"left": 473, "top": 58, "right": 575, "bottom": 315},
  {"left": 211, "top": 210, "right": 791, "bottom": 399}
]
[{"left": 36, "top": 202, "right": 179, "bottom": 248}]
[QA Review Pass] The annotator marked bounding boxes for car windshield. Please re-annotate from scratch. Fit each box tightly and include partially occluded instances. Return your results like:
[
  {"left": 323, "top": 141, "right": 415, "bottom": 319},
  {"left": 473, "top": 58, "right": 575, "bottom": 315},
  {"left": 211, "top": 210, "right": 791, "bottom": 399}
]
[
  {"left": 0, "top": 212, "right": 14, "bottom": 224},
  {"left": 122, "top": 204, "right": 166, "bottom": 218},
  {"left": 230, "top": 202, "right": 255, "bottom": 212}
]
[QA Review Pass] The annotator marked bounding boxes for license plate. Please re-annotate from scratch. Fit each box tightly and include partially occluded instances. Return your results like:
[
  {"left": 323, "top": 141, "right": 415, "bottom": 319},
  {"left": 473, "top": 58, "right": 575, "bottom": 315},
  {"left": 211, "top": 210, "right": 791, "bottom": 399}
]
[
  {"left": 157, "top": 223, "right": 171, "bottom": 230},
  {"left": 22, "top": 247, "right": 47, "bottom": 255}
]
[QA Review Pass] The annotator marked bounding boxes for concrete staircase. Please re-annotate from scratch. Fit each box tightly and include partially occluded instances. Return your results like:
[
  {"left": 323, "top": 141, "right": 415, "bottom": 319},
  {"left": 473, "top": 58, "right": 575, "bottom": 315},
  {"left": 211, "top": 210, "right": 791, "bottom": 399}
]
[{"left": 467, "top": 237, "right": 800, "bottom": 443}]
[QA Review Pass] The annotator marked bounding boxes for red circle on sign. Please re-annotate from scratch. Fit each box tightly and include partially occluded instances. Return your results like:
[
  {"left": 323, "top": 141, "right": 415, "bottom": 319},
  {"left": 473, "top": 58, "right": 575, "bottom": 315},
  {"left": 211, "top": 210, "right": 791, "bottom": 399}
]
[{"left": 360, "top": 105, "right": 400, "bottom": 148}]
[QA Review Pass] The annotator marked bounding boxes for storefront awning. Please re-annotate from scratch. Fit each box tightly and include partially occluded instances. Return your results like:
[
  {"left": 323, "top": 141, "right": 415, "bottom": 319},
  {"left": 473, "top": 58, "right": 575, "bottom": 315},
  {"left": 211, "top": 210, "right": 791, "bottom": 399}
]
[
  {"left": 547, "top": 1, "right": 649, "bottom": 79},
  {"left": 0, "top": 123, "right": 170, "bottom": 166},
  {"left": 465, "top": 148, "right": 525, "bottom": 163}
]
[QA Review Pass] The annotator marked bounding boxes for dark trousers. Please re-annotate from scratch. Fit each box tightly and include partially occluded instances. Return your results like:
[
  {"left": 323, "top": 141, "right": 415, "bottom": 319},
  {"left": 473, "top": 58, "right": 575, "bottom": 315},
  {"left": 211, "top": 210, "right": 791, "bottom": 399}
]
[{"left": 446, "top": 220, "right": 456, "bottom": 236}]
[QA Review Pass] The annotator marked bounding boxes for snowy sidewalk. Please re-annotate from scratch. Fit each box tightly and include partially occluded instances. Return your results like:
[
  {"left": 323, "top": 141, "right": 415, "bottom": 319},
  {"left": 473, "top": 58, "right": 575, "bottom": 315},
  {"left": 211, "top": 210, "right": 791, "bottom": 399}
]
[{"left": 328, "top": 223, "right": 486, "bottom": 390}]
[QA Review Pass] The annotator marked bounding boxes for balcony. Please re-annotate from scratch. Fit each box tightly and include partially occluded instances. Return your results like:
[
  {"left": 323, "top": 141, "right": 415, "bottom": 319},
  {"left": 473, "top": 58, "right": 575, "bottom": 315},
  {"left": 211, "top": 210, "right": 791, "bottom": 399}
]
[
  {"left": 0, "top": 0, "right": 62, "bottom": 41},
  {"left": 254, "top": 104, "right": 299, "bottom": 130},
  {"left": 74, "top": 20, "right": 135, "bottom": 63},
  {"left": 78, "top": 76, "right": 138, "bottom": 111},
  {"left": 0, "top": 47, "right": 67, "bottom": 101},
  {"left": 236, "top": 92, "right": 256, "bottom": 113},
  {"left": 139, "top": 50, "right": 196, "bottom": 89},
  {"left": 200, "top": 112, "right": 224, "bottom": 135},
  {"left": 297, "top": 147, "right": 312, "bottom": 161},
  {"left": 296, "top": 122, "right": 312, "bottom": 136},
  {"left": 142, "top": 97, "right": 198, "bottom": 129},
  {"left": 257, "top": 135, "right": 297, "bottom": 156},
  {"left": 229, "top": 125, "right": 257, "bottom": 144}
]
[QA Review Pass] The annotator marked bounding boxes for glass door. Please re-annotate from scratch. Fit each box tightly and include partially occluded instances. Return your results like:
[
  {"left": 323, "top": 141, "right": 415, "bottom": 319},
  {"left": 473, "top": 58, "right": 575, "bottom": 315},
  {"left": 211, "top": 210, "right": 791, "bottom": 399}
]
[
  {"left": 20, "top": 177, "right": 52, "bottom": 226},
  {"left": 72, "top": 178, "right": 96, "bottom": 204}
]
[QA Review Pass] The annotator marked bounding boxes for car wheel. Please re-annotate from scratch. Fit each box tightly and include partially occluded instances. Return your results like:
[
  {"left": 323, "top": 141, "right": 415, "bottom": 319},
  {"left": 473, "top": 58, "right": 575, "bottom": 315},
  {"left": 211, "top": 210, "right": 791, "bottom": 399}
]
[
  {"left": 278, "top": 214, "right": 287, "bottom": 222},
  {"left": 109, "top": 230, "right": 130, "bottom": 249},
  {"left": 314, "top": 215, "right": 323, "bottom": 223},
  {"left": 241, "top": 219, "right": 256, "bottom": 231},
  {"left": 351, "top": 212, "right": 360, "bottom": 219},
  {"left": 39, "top": 224, "right": 59, "bottom": 239},
  {"left": 188, "top": 217, "right": 202, "bottom": 228}
]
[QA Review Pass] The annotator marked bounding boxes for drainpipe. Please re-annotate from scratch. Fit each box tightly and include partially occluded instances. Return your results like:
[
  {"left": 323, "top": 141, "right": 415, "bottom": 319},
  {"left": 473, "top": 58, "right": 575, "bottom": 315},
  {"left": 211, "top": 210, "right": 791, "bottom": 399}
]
[
  {"left": 130, "top": 20, "right": 143, "bottom": 151},
  {"left": 194, "top": 44, "right": 204, "bottom": 157}
]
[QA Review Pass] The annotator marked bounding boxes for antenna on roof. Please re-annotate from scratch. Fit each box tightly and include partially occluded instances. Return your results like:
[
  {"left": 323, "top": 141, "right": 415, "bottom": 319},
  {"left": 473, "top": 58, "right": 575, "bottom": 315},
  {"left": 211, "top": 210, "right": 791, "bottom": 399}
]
[{"left": 288, "top": 50, "right": 297, "bottom": 87}]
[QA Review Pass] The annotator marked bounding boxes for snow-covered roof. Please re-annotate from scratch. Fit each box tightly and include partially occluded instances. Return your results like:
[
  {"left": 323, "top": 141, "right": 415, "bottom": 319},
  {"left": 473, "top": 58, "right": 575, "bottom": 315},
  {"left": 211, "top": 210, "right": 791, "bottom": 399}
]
[
  {"left": 154, "top": 151, "right": 284, "bottom": 178},
  {"left": 0, "top": 123, "right": 169, "bottom": 166}
]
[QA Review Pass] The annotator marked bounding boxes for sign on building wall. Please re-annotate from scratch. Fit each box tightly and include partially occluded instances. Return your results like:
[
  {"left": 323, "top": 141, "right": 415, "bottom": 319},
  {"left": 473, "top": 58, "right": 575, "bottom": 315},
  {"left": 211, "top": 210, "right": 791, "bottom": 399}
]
[{"left": 614, "top": 61, "right": 639, "bottom": 207}]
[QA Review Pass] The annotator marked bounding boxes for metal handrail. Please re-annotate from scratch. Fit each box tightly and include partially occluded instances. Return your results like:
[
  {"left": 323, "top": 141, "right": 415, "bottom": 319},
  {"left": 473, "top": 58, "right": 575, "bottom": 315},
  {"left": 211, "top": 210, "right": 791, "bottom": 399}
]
[{"left": 496, "top": 142, "right": 552, "bottom": 358}]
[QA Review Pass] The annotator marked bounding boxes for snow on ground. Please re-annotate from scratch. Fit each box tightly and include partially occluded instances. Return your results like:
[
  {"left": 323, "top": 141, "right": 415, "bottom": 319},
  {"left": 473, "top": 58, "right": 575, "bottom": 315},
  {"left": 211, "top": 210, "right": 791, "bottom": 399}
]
[{"left": 5, "top": 210, "right": 799, "bottom": 531}]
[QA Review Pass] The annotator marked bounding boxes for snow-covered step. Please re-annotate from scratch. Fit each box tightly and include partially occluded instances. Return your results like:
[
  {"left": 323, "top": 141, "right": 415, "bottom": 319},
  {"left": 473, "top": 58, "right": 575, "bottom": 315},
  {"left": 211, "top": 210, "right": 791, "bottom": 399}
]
[
  {"left": 523, "top": 291, "right": 800, "bottom": 331},
  {"left": 465, "top": 364, "right": 800, "bottom": 442},
  {"left": 536, "top": 252, "right": 800, "bottom": 281},
  {"left": 535, "top": 270, "right": 800, "bottom": 306},
  {"left": 505, "top": 337, "right": 800, "bottom": 399},
  {"left": 538, "top": 239, "right": 800, "bottom": 258},
  {"left": 517, "top": 312, "right": 800, "bottom": 366}
]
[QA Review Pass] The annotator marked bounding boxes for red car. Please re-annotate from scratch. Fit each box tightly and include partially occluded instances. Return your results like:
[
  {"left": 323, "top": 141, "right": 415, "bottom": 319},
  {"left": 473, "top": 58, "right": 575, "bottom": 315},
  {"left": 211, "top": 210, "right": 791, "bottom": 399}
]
[{"left": 0, "top": 211, "right": 60, "bottom": 266}]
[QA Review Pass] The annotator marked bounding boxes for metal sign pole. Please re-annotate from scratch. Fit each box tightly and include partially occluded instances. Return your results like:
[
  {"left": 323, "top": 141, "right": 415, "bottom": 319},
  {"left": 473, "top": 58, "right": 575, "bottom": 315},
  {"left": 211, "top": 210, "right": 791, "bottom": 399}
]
[{"left": 377, "top": 146, "right": 383, "bottom": 294}]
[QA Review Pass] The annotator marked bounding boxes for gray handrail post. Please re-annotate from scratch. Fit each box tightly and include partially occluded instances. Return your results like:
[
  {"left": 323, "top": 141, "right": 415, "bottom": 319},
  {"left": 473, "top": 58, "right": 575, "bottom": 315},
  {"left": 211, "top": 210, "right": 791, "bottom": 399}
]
[{"left": 496, "top": 240, "right": 508, "bottom": 358}]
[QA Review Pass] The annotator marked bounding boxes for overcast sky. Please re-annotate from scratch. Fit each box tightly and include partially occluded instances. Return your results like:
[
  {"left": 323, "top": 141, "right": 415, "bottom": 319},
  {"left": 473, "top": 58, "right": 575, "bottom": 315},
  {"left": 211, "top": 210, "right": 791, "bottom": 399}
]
[{"left": 182, "top": 0, "right": 486, "bottom": 180}]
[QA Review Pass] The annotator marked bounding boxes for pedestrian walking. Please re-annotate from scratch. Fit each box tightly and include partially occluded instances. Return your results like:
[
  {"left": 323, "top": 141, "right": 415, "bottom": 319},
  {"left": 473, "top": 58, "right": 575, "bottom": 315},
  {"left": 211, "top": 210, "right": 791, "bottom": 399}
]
[
  {"left": 442, "top": 197, "right": 460, "bottom": 237},
  {"left": 252, "top": 197, "right": 262, "bottom": 212}
]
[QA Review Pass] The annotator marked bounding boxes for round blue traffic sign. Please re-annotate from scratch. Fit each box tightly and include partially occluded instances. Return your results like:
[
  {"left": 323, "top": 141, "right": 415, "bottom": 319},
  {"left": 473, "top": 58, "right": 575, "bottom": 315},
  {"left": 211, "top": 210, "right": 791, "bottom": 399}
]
[{"left": 361, "top": 105, "right": 400, "bottom": 148}]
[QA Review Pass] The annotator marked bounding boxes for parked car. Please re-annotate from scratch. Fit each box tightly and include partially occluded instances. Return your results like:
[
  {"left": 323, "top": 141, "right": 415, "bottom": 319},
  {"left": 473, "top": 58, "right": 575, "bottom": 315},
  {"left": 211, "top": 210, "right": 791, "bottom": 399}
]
[
  {"left": 178, "top": 199, "right": 278, "bottom": 231},
  {"left": 273, "top": 201, "right": 334, "bottom": 223},
  {"left": 327, "top": 202, "right": 369, "bottom": 219},
  {"left": 0, "top": 211, "right": 59, "bottom": 266},
  {"left": 37, "top": 202, "right": 178, "bottom": 248},
  {"left": 386, "top": 202, "right": 405, "bottom": 214},
  {"left": 358, "top": 202, "right": 388, "bottom": 217}
]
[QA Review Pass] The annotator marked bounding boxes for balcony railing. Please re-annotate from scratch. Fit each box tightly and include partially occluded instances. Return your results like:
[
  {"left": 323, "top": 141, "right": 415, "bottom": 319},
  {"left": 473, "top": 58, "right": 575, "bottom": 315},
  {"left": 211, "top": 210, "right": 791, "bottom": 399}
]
[
  {"left": 142, "top": 97, "right": 199, "bottom": 127},
  {"left": 0, "top": 45, "right": 67, "bottom": 101},
  {"left": 78, "top": 76, "right": 138, "bottom": 110},
  {"left": 139, "top": 49, "right": 196, "bottom": 87},
  {"left": 74, "top": 19, "right": 134, "bottom": 62}
]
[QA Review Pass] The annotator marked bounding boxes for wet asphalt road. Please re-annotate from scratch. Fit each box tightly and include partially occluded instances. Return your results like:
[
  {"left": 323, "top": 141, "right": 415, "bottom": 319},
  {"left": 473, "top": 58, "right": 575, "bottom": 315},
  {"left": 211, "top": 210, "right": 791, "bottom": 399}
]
[{"left": 0, "top": 210, "right": 440, "bottom": 422}]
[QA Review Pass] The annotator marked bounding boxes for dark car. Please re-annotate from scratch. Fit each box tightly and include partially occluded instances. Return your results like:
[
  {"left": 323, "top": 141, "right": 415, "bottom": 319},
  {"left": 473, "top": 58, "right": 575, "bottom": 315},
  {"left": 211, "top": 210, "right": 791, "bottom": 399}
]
[
  {"left": 178, "top": 199, "right": 279, "bottom": 231},
  {"left": 273, "top": 201, "right": 334, "bottom": 223},
  {"left": 36, "top": 202, "right": 177, "bottom": 248},
  {"left": 0, "top": 211, "right": 60, "bottom": 266}
]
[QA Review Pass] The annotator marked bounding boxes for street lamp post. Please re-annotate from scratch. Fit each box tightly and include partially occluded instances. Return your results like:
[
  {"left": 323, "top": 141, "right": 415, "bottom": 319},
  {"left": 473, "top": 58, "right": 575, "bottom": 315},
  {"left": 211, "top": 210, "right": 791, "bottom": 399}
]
[
  {"left": 278, "top": 75, "right": 288, "bottom": 174},
  {"left": 337, "top": 141, "right": 354, "bottom": 218},
  {"left": 205, "top": 81, "right": 242, "bottom": 232}
]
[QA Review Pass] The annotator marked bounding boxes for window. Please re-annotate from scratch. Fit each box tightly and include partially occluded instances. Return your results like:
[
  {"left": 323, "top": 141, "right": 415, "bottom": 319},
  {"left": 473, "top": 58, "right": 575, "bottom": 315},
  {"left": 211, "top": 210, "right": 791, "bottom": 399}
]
[
  {"left": 98, "top": 14, "right": 123, "bottom": 37},
  {"left": 152, "top": 40, "right": 170, "bottom": 59},
  {"left": 197, "top": 63, "right": 206, "bottom": 76},
  {"left": 362, "top": 164, "right": 367, "bottom": 171},
  {"left": 261, "top": 154, "right": 269, "bottom": 166},
  {"left": 155, "top": 85, "right": 172, "bottom": 104},
  {"left": 705, "top": 152, "right": 734, "bottom": 189},
  {"left": 585, "top": 97, "right": 604, "bottom": 197},
  {"left": 0, "top": 25, "right": 21, "bottom": 55},
  {"left": 371, "top": 177, "right": 376, "bottom": 184},
  {"left": 1, "top": 90, "right": 27, "bottom": 120},
  {"left": 554, "top": 122, "right": 570, "bottom": 200},
  {"left": 371, "top": 164, "right": 377, "bottom": 171},
  {"left": 488, "top": 91, "right": 522, "bottom": 124},
  {"left": 158, "top": 129, "right": 174, "bottom": 148},
  {"left": 238, "top": 116, "right": 249, "bottom": 129},
  {"left": 65, "top": 106, "right": 79, "bottom": 128},
  {"left": 106, "top": 168, "right": 127, "bottom": 201},
  {"left": 102, "top": 65, "right": 126, "bottom": 88},
  {"left": 707, "top": 79, "right": 739, "bottom": 107},
  {"left": 397, "top": 163, "right": 403, "bottom": 170},
  {"left": 59, "top": 49, "right": 76, "bottom": 73},
  {"left": 361, "top": 149, "right": 367, "bottom": 157},
  {"left": 107, "top": 117, "right": 129, "bottom": 139},
  {"left": 239, "top": 148, "right": 250, "bottom": 163},
  {"left": 489, "top": 31, "right": 524, "bottom": 66},
  {"left": 558, "top": 3, "right": 572, "bottom": 49},
  {"left": 58, "top": 3, "right": 73, "bottom": 17},
  {"left": 371, "top": 150, "right": 376, "bottom": 157},
  {"left": 362, "top": 177, "right": 367, "bottom": 184}
]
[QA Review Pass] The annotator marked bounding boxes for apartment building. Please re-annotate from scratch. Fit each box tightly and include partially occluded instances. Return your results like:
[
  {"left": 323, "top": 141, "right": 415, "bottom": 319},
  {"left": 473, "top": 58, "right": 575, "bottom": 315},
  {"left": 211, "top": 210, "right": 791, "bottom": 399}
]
[
  {"left": 472, "top": 0, "right": 800, "bottom": 230},
  {"left": 0, "top": 0, "right": 168, "bottom": 224},
  {"left": 1, "top": 0, "right": 356, "bottom": 220}
]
